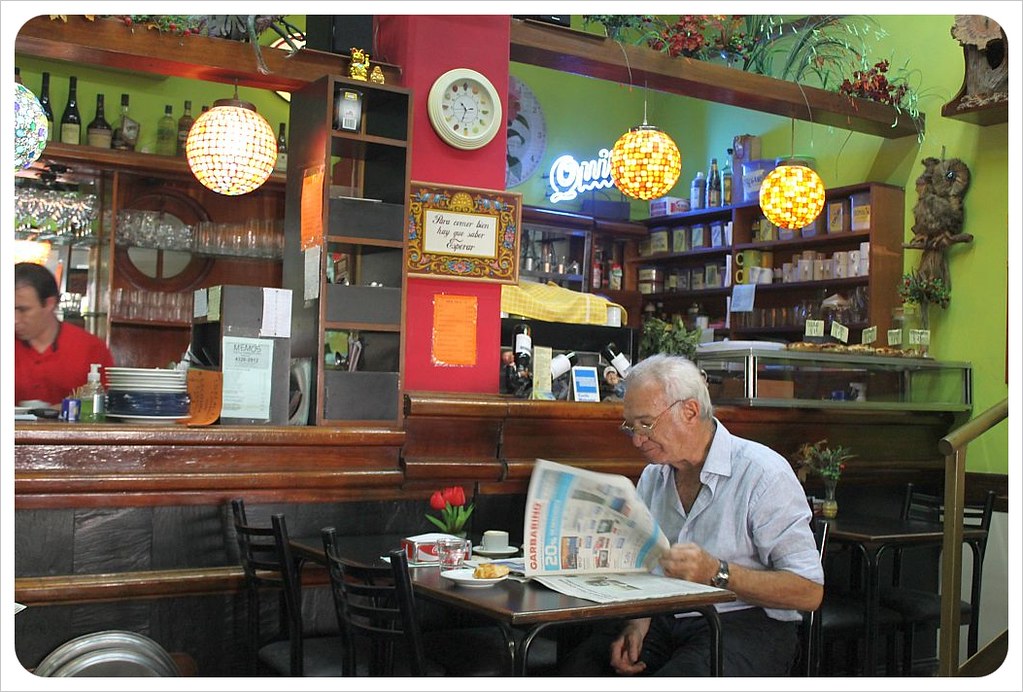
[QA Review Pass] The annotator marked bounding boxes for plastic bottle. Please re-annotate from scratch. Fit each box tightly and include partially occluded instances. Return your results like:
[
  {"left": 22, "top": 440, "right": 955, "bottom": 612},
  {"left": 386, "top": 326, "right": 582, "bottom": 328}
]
[
  {"left": 690, "top": 171, "right": 706, "bottom": 210},
  {"left": 79, "top": 363, "right": 106, "bottom": 422}
]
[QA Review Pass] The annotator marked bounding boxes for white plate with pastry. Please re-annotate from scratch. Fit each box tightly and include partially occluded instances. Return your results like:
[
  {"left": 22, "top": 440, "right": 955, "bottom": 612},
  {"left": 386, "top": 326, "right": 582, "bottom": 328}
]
[{"left": 440, "top": 566, "right": 509, "bottom": 588}]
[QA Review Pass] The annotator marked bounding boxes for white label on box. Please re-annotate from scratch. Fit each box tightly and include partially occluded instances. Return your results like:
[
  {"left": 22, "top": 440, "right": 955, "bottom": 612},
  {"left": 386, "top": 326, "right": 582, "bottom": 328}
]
[
  {"left": 861, "top": 326, "right": 877, "bottom": 345},
  {"left": 805, "top": 319, "right": 825, "bottom": 338},
  {"left": 909, "top": 329, "right": 931, "bottom": 346}
]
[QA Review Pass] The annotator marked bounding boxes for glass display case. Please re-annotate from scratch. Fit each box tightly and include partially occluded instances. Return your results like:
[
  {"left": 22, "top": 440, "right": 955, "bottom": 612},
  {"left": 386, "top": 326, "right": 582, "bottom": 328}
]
[{"left": 696, "top": 347, "right": 971, "bottom": 412}]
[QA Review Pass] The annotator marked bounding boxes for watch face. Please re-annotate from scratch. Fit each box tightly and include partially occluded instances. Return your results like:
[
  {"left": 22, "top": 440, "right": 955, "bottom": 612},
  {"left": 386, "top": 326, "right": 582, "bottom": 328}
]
[
  {"left": 506, "top": 75, "right": 547, "bottom": 188},
  {"left": 428, "top": 69, "right": 503, "bottom": 150}
]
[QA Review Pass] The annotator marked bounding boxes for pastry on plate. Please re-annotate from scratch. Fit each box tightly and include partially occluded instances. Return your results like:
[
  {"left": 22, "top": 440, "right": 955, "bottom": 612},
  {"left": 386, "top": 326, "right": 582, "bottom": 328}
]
[{"left": 473, "top": 563, "right": 510, "bottom": 579}]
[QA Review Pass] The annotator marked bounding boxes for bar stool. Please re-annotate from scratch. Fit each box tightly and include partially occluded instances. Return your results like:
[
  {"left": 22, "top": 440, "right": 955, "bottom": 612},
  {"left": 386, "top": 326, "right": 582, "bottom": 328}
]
[{"left": 879, "top": 484, "right": 995, "bottom": 674}]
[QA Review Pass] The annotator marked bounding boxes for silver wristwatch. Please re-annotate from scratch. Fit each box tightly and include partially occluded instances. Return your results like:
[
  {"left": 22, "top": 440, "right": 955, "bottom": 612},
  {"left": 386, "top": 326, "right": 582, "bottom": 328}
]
[{"left": 710, "top": 559, "right": 730, "bottom": 588}]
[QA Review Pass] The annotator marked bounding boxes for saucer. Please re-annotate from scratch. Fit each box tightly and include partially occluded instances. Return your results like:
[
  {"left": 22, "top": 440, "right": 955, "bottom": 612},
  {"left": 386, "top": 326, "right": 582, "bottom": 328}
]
[{"left": 472, "top": 546, "right": 519, "bottom": 558}]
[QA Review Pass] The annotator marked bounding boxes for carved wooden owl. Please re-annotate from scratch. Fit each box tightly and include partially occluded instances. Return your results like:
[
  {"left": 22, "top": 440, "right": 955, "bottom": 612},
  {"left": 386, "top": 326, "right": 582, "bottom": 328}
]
[{"left": 911, "top": 157, "right": 970, "bottom": 244}]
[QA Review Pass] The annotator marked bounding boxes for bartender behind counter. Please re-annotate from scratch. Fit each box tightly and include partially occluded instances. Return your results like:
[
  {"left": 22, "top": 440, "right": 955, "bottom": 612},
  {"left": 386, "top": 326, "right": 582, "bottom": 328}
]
[{"left": 14, "top": 262, "right": 114, "bottom": 407}]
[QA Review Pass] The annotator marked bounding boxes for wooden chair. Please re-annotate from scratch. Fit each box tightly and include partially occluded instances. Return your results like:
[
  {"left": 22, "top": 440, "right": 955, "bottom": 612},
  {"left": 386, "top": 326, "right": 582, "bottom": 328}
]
[
  {"left": 793, "top": 518, "right": 829, "bottom": 676},
  {"left": 879, "top": 484, "right": 996, "bottom": 674},
  {"left": 321, "top": 527, "right": 556, "bottom": 676},
  {"left": 231, "top": 499, "right": 344, "bottom": 676}
]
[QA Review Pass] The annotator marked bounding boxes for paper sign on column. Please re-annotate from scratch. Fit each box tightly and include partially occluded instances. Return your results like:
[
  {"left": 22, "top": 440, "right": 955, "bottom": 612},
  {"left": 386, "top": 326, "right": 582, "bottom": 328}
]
[
  {"left": 304, "top": 246, "right": 321, "bottom": 301},
  {"left": 430, "top": 293, "right": 477, "bottom": 366},
  {"left": 300, "top": 166, "right": 324, "bottom": 251},
  {"left": 208, "top": 285, "right": 222, "bottom": 323},
  {"left": 193, "top": 288, "right": 208, "bottom": 319},
  {"left": 220, "top": 337, "right": 274, "bottom": 420},
  {"left": 259, "top": 287, "right": 292, "bottom": 338}
]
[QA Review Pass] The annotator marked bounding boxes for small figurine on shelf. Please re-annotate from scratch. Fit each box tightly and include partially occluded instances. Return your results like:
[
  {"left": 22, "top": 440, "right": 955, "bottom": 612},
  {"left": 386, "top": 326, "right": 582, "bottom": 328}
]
[
  {"left": 370, "top": 65, "right": 386, "bottom": 84},
  {"left": 349, "top": 47, "right": 370, "bottom": 81}
]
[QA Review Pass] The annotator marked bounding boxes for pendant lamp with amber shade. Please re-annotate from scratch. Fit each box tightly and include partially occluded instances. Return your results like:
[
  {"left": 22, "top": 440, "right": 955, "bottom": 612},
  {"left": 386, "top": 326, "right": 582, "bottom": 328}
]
[
  {"left": 185, "top": 85, "right": 277, "bottom": 196},
  {"left": 759, "top": 120, "right": 825, "bottom": 230},
  {"left": 610, "top": 96, "right": 681, "bottom": 201}
]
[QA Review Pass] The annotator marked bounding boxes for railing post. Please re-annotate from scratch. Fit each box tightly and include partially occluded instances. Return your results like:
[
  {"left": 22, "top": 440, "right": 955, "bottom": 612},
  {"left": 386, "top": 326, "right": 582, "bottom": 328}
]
[{"left": 939, "top": 447, "right": 967, "bottom": 675}]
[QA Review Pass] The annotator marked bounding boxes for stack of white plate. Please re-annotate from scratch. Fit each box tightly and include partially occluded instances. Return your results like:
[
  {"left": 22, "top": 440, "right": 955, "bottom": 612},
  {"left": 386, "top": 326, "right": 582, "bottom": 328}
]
[{"left": 105, "top": 367, "right": 190, "bottom": 423}]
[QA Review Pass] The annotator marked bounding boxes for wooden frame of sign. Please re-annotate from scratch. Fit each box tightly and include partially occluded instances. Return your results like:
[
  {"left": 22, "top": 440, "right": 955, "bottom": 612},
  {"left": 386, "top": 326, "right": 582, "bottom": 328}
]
[{"left": 406, "top": 181, "right": 521, "bottom": 284}]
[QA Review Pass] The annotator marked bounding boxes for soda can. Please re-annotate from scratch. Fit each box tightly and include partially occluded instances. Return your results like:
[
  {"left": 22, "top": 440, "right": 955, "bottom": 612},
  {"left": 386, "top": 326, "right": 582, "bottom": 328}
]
[{"left": 61, "top": 397, "right": 81, "bottom": 422}]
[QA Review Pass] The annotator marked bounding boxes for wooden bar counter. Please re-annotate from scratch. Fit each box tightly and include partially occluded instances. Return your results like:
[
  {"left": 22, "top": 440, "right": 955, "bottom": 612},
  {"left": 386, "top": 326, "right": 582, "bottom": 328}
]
[{"left": 13, "top": 392, "right": 955, "bottom": 674}]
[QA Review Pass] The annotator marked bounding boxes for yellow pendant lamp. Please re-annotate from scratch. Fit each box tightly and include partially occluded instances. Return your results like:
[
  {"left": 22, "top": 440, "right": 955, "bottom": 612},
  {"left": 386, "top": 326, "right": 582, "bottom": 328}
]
[
  {"left": 185, "top": 86, "right": 277, "bottom": 196},
  {"left": 610, "top": 96, "right": 681, "bottom": 201},
  {"left": 759, "top": 121, "right": 825, "bottom": 230}
]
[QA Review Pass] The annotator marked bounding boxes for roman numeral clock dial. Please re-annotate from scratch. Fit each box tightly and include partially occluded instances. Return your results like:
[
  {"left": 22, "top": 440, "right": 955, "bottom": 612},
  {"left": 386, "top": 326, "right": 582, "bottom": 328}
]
[{"left": 428, "top": 68, "right": 503, "bottom": 150}]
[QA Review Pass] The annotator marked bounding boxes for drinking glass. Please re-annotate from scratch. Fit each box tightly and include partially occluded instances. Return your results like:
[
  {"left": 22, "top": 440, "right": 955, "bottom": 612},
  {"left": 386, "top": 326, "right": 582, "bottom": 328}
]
[{"left": 436, "top": 537, "right": 467, "bottom": 572}]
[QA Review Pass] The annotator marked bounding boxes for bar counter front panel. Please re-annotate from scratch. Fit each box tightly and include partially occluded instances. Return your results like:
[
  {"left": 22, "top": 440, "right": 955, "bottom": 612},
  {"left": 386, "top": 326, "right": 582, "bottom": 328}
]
[{"left": 13, "top": 393, "right": 957, "bottom": 674}]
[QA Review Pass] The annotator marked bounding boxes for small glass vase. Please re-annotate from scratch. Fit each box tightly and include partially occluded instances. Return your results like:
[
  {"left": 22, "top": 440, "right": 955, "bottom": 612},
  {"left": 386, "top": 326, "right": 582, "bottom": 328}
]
[{"left": 822, "top": 479, "right": 839, "bottom": 519}]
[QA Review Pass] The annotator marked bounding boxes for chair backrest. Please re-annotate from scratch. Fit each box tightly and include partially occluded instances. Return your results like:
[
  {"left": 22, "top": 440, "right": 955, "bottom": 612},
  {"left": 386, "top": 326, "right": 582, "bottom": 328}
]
[
  {"left": 321, "top": 527, "right": 426, "bottom": 676},
  {"left": 231, "top": 499, "right": 305, "bottom": 675},
  {"left": 797, "top": 518, "right": 829, "bottom": 676}
]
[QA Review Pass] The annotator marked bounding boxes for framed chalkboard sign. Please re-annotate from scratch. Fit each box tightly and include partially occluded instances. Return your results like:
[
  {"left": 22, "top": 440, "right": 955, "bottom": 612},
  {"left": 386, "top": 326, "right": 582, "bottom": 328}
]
[{"left": 406, "top": 181, "right": 521, "bottom": 284}]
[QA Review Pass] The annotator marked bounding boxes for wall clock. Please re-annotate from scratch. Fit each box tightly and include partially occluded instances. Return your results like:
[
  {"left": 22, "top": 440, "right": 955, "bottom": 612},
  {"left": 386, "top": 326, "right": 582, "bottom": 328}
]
[
  {"left": 506, "top": 75, "right": 547, "bottom": 188},
  {"left": 427, "top": 68, "right": 503, "bottom": 150}
]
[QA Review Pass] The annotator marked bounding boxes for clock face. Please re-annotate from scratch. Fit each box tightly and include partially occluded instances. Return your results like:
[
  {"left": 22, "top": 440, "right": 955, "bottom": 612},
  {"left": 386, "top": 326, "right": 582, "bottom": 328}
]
[
  {"left": 428, "top": 69, "right": 503, "bottom": 150},
  {"left": 506, "top": 76, "right": 547, "bottom": 188}
]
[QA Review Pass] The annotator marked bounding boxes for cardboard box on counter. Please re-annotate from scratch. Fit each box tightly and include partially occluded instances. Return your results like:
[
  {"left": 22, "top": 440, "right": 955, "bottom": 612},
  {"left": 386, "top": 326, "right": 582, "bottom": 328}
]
[
  {"left": 649, "top": 196, "right": 690, "bottom": 217},
  {"left": 401, "top": 532, "right": 472, "bottom": 566}
]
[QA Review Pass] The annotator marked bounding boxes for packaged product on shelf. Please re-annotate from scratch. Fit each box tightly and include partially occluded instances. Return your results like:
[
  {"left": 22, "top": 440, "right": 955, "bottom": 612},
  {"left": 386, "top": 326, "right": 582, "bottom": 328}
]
[
  {"left": 649, "top": 230, "right": 670, "bottom": 254},
  {"left": 850, "top": 193, "right": 871, "bottom": 230},
  {"left": 649, "top": 196, "right": 689, "bottom": 217},
  {"left": 741, "top": 159, "right": 775, "bottom": 202},
  {"left": 827, "top": 199, "right": 848, "bottom": 233},
  {"left": 671, "top": 226, "right": 690, "bottom": 253}
]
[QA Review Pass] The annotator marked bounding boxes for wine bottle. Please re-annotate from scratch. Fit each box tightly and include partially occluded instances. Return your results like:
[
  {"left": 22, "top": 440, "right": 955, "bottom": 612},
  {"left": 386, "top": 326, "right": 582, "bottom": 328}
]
[
  {"left": 707, "top": 158, "right": 721, "bottom": 208},
  {"left": 155, "top": 104, "right": 176, "bottom": 156},
  {"left": 605, "top": 342, "right": 632, "bottom": 377},
  {"left": 513, "top": 323, "right": 532, "bottom": 377},
  {"left": 175, "top": 100, "right": 194, "bottom": 156},
  {"left": 60, "top": 75, "right": 82, "bottom": 145},
  {"left": 111, "top": 93, "right": 139, "bottom": 151},
  {"left": 86, "top": 93, "right": 112, "bottom": 148},
  {"left": 550, "top": 351, "right": 577, "bottom": 380},
  {"left": 274, "top": 122, "right": 288, "bottom": 173},
  {"left": 39, "top": 71, "right": 54, "bottom": 141},
  {"left": 722, "top": 149, "right": 734, "bottom": 205}
]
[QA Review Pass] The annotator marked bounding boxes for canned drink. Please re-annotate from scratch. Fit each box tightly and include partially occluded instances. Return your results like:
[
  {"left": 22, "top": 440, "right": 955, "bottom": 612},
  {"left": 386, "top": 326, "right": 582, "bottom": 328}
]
[{"left": 61, "top": 397, "right": 81, "bottom": 422}]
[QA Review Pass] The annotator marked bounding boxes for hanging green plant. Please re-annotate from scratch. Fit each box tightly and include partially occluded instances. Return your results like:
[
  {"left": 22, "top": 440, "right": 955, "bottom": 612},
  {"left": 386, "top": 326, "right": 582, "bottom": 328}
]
[{"left": 639, "top": 316, "right": 702, "bottom": 361}]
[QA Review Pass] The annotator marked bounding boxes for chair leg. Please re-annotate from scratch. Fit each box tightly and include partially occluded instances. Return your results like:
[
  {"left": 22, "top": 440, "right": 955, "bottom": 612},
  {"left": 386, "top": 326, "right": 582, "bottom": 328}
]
[
  {"left": 967, "top": 616, "right": 979, "bottom": 657},
  {"left": 902, "top": 625, "right": 915, "bottom": 675}
]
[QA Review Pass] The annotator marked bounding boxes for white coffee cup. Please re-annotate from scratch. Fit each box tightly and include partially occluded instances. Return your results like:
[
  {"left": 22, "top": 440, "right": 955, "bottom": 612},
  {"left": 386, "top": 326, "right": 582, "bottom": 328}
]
[{"left": 481, "top": 530, "right": 510, "bottom": 552}]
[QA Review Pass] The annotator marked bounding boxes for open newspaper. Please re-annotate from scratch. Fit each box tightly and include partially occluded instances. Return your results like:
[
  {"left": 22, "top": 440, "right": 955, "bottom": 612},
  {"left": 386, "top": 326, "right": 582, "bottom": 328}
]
[{"left": 523, "top": 458, "right": 723, "bottom": 603}]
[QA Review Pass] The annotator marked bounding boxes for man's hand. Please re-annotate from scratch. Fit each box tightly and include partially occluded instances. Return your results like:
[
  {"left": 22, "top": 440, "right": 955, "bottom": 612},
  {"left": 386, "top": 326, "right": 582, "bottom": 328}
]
[
  {"left": 609, "top": 618, "right": 650, "bottom": 675},
  {"left": 658, "top": 543, "right": 717, "bottom": 583}
]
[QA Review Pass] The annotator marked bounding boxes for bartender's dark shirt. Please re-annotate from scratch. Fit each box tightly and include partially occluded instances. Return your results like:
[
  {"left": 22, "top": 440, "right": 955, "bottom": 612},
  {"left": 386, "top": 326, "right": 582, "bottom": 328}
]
[{"left": 14, "top": 322, "right": 114, "bottom": 405}]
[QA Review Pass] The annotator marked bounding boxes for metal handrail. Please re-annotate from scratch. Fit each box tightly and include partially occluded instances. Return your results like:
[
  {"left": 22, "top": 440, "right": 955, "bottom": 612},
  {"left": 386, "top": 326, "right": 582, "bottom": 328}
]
[{"left": 938, "top": 398, "right": 1008, "bottom": 676}]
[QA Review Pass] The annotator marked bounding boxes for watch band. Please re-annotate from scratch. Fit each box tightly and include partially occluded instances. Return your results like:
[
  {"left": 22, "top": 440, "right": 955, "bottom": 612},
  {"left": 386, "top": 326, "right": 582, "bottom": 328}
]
[{"left": 711, "top": 559, "right": 730, "bottom": 588}]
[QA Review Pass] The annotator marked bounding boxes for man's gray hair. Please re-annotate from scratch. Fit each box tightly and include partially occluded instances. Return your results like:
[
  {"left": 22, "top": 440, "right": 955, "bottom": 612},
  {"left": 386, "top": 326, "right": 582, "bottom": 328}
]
[{"left": 623, "top": 354, "right": 714, "bottom": 420}]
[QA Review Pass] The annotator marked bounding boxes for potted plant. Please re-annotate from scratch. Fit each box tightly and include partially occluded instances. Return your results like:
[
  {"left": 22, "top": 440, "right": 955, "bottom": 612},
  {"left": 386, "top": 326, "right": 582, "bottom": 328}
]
[
  {"left": 639, "top": 315, "right": 702, "bottom": 361},
  {"left": 791, "top": 439, "right": 855, "bottom": 518}
]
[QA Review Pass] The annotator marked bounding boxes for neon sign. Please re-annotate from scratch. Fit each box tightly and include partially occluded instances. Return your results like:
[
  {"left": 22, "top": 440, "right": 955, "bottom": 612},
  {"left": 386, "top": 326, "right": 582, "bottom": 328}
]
[{"left": 548, "top": 148, "right": 615, "bottom": 203}]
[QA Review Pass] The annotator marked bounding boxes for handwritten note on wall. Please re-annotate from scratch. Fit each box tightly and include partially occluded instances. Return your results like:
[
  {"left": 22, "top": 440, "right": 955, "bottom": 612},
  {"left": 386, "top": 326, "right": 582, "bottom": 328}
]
[{"left": 431, "top": 294, "right": 478, "bottom": 366}]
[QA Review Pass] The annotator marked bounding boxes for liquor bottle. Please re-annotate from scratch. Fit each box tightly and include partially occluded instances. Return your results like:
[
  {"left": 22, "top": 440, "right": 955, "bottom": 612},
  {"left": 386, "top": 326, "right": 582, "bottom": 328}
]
[
  {"left": 86, "top": 93, "right": 112, "bottom": 148},
  {"left": 690, "top": 171, "right": 706, "bottom": 210},
  {"left": 155, "top": 104, "right": 176, "bottom": 156},
  {"left": 39, "top": 71, "right": 54, "bottom": 141},
  {"left": 707, "top": 158, "right": 721, "bottom": 207},
  {"left": 591, "top": 248, "right": 603, "bottom": 290},
  {"left": 175, "top": 100, "right": 194, "bottom": 156},
  {"left": 721, "top": 150, "right": 733, "bottom": 206},
  {"left": 14, "top": 66, "right": 21, "bottom": 83},
  {"left": 604, "top": 342, "right": 632, "bottom": 377},
  {"left": 274, "top": 122, "right": 288, "bottom": 173},
  {"left": 111, "top": 93, "right": 139, "bottom": 151},
  {"left": 513, "top": 323, "right": 533, "bottom": 378},
  {"left": 59, "top": 75, "right": 82, "bottom": 145}
]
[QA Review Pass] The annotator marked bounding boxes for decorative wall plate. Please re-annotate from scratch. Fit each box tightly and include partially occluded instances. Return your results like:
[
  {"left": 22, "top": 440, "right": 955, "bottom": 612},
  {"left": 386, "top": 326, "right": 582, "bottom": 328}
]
[{"left": 506, "top": 75, "right": 547, "bottom": 188}]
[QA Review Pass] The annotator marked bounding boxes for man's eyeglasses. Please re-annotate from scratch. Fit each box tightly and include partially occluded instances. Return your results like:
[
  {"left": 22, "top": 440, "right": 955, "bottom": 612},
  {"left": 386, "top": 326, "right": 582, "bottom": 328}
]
[{"left": 620, "top": 399, "right": 683, "bottom": 437}]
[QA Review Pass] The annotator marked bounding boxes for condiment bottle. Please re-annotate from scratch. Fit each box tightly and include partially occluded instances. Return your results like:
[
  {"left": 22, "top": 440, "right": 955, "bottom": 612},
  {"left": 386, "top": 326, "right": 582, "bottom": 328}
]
[{"left": 690, "top": 171, "right": 706, "bottom": 210}]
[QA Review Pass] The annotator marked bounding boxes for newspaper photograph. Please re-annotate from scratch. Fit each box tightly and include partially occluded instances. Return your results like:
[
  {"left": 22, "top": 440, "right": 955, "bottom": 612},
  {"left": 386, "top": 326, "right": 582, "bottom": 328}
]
[{"left": 523, "top": 458, "right": 671, "bottom": 578}]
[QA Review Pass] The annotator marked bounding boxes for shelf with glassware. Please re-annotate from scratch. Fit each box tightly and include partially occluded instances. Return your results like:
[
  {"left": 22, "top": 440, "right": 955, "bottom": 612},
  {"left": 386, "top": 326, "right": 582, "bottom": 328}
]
[
  {"left": 626, "top": 181, "right": 905, "bottom": 343},
  {"left": 282, "top": 74, "right": 412, "bottom": 426}
]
